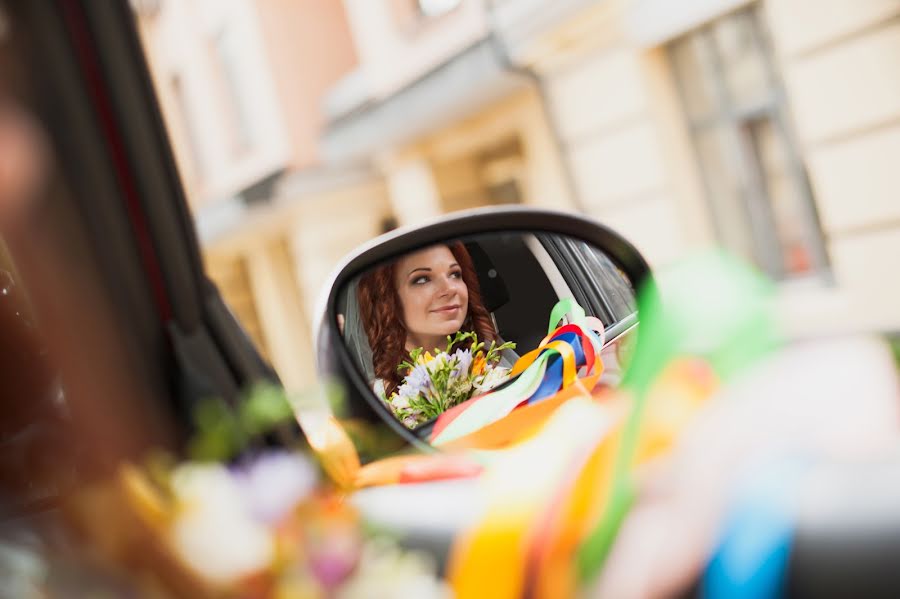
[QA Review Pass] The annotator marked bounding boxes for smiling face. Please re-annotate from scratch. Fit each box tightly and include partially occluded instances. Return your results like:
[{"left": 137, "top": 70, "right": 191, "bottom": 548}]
[{"left": 394, "top": 245, "right": 469, "bottom": 352}]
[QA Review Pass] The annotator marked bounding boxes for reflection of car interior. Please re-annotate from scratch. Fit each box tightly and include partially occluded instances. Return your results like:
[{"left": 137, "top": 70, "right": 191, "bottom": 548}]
[
  {"left": 341, "top": 233, "right": 638, "bottom": 390},
  {"left": 464, "top": 234, "right": 557, "bottom": 354},
  {"left": 466, "top": 232, "right": 637, "bottom": 355}
]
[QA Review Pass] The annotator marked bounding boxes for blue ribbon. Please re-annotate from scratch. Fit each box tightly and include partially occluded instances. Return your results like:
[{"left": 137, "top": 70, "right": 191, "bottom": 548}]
[
  {"left": 703, "top": 458, "right": 812, "bottom": 599},
  {"left": 526, "top": 331, "right": 587, "bottom": 405}
]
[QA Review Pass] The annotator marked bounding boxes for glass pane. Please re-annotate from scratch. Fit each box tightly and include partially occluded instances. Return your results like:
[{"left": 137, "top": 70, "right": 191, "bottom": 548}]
[
  {"left": 712, "top": 11, "right": 770, "bottom": 109},
  {"left": 576, "top": 243, "right": 637, "bottom": 323},
  {"left": 747, "top": 118, "right": 819, "bottom": 276},
  {"left": 694, "top": 126, "right": 756, "bottom": 263},
  {"left": 669, "top": 34, "right": 720, "bottom": 122}
]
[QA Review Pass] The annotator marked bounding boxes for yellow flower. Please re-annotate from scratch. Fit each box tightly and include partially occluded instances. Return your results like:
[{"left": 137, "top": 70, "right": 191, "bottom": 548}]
[
  {"left": 472, "top": 354, "right": 486, "bottom": 375},
  {"left": 418, "top": 351, "right": 434, "bottom": 365}
]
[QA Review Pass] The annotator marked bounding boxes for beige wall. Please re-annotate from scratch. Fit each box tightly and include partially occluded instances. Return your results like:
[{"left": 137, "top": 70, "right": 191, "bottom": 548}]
[
  {"left": 383, "top": 88, "right": 575, "bottom": 223},
  {"left": 255, "top": 0, "right": 359, "bottom": 170},
  {"left": 141, "top": 0, "right": 900, "bottom": 393},
  {"left": 288, "top": 182, "right": 394, "bottom": 318},
  {"left": 765, "top": 0, "right": 900, "bottom": 329},
  {"left": 244, "top": 240, "right": 316, "bottom": 392},
  {"left": 384, "top": 155, "right": 445, "bottom": 226},
  {"left": 202, "top": 178, "right": 391, "bottom": 391},
  {"left": 539, "top": 3, "right": 696, "bottom": 266},
  {"left": 205, "top": 254, "right": 271, "bottom": 360},
  {"left": 138, "top": 0, "right": 362, "bottom": 201},
  {"left": 137, "top": 0, "right": 291, "bottom": 206},
  {"left": 512, "top": 0, "right": 900, "bottom": 330},
  {"left": 341, "top": 0, "right": 489, "bottom": 98},
  {"left": 138, "top": 0, "right": 383, "bottom": 390}
]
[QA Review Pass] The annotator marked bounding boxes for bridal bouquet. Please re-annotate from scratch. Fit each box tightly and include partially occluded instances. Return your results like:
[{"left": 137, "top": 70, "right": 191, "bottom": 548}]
[{"left": 388, "top": 331, "right": 516, "bottom": 427}]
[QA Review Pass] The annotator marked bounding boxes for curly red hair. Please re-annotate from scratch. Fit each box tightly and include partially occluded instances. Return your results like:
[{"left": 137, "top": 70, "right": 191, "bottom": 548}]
[{"left": 357, "top": 242, "right": 497, "bottom": 399}]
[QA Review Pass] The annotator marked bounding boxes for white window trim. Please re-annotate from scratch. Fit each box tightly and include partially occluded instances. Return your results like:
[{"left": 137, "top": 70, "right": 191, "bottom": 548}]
[{"left": 625, "top": 0, "right": 755, "bottom": 47}]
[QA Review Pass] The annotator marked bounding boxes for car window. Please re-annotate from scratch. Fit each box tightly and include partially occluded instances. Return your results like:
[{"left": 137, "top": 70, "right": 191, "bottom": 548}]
[
  {"left": 573, "top": 242, "right": 637, "bottom": 322},
  {"left": 537, "top": 234, "right": 636, "bottom": 329}
]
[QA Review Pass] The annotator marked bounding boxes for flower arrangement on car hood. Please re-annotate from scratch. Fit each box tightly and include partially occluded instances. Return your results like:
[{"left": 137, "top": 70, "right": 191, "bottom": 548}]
[{"left": 387, "top": 331, "right": 516, "bottom": 427}]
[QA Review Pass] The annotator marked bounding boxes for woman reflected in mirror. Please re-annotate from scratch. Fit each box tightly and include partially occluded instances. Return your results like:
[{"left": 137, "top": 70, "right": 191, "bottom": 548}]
[{"left": 356, "top": 242, "right": 506, "bottom": 404}]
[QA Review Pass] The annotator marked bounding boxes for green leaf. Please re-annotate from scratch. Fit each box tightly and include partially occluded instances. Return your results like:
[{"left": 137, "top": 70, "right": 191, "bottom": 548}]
[
  {"left": 189, "top": 397, "right": 242, "bottom": 462},
  {"left": 239, "top": 383, "right": 294, "bottom": 436}
]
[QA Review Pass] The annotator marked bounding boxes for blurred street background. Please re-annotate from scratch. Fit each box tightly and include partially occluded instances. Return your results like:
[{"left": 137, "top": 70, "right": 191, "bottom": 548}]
[{"left": 132, "top": 0, "right": 900, "bottom": 393}]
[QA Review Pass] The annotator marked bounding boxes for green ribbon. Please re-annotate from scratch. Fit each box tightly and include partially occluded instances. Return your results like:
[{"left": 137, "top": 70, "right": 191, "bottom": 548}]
[
  {"left": 547, "top": 297, "right": 586, "bottom": 334},
  {"left": 576, "top": 250, "right": 782, "bottom": 584}
]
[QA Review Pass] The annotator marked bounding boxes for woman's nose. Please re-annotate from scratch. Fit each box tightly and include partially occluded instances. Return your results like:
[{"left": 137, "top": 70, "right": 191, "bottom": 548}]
[{"left": 436, "top": 275, "right": 457, "bottom": 297}]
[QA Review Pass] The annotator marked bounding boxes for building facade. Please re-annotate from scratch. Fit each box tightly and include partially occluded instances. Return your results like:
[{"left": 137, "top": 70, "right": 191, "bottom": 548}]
[
  {"left": 135, "top": 0, "right": 394, "bottom": 392},
  {"left": 498, "top": 0, "right": 900, "bottom": 332},
  {"left": 137, "top": 0, "right": 900, "bottom": 390},
  {"left": 325, "top": 0, "right": 900, "bottom": 333}
]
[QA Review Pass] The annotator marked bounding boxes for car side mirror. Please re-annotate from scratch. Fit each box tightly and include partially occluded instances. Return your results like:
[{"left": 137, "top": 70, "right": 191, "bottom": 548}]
[{"left": 314, "top": 207, "right": 654, "bottom": 454}]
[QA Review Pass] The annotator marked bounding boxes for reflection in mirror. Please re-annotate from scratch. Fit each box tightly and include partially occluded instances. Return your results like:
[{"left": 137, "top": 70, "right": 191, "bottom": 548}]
[{"left": 337, "top": 232, "right": 638, "bottom": 445}]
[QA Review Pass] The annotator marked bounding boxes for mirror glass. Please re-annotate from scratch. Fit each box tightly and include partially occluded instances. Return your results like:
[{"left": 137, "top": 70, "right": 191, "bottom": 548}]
[{"left": 336, "top": 232, "right": 639, "bottom": 446}]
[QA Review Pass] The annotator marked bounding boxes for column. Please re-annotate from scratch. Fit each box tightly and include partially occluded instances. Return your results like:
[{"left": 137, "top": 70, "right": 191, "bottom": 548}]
[
  {"left": 384, "top": 156, "right": 443, "bottom": 226},
  {"left": 244, "top": 240, "right": 316, "bottom": 393}
]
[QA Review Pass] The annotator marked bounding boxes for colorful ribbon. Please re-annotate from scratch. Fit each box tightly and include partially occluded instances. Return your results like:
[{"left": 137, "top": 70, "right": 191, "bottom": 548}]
[
  {"left": 448, "top": 251, "right": 783, "bottom": 598},
  {"left": 703, "top": 457, "right": 811, "bottom": 599},
  {"left": 353, "top": 453, "right": 484, "bottom": 487},
  {"left": 431, "top": 299, "right": 607, "bottom": 445},
  {"left": 575, "top": 251, "right": 780, "bottom": 584},
  {"left": 437, "top": 375, "right": 603, "bottom": 452},
  {"left": 447, "top": 398, "right": 617, "bottom": 599},
  {"left": 532, "top": 358, "right": 716, "bottom": 598}
]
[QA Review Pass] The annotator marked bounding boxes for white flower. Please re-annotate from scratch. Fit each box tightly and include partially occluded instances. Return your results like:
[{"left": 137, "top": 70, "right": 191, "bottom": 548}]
[
  {"left": 391, "top": 394, "right": 410, "bottom": 410},
  {"left": 336, "top": 538, "right": 451, "bottom": 599},
  {"left": 427, "top": 353, "right": 448, "bottom": 371},
  {"left": 475, "top": 365, "right": 510, "bottom": 392},
  {"left": 170, "top": 463, "right": 274, "bottom": 584}
]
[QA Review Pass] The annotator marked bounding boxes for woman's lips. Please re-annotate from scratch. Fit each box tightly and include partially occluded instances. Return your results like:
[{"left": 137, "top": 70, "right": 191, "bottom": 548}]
[{"left": 432, "top": 304, "right": 460, "bottom": 314}]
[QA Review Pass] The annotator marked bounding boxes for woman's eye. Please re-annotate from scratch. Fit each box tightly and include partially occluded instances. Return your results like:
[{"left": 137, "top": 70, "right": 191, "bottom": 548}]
[
  {"left": 449, "top": 270, "right": 462, "bottom": 279},
  {"left": 412, "top": 276, "right": 429, "bottom": 285}
]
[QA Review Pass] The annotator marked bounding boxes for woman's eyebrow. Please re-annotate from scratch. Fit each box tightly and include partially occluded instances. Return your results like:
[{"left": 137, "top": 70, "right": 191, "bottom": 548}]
[{"left": 407, "top": 267, "right": 431, "bottom": 276}]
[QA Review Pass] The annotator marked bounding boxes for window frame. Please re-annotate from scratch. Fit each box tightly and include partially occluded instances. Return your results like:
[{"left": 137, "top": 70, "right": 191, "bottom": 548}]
[
  {"left": 536, "top": 233, "right": 638, "bottom": 335},
  {"left": 668, "top": 4, "right": 830, "bottom": 281}
]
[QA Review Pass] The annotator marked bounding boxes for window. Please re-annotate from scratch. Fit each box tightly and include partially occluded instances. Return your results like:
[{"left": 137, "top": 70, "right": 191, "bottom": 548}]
[
  {"left": 480, "top": 137, "right": 525, "bottom": 205},
  {"left": 574, "top": 244, "right": 637, "bottom": 323},
  {"left": 538, "top": 235, "right": 637, "bottom": 329},
  {"left": 171, "top": 74, "right": 206, "bottom": 179},
  {"left": 669, "top": 5, "right": 828, "bottom": 280},
  {"left": 210, "top": 27, "right": 255, "bottom": 156}
]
